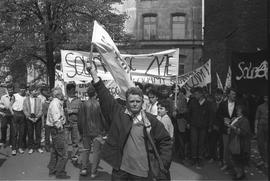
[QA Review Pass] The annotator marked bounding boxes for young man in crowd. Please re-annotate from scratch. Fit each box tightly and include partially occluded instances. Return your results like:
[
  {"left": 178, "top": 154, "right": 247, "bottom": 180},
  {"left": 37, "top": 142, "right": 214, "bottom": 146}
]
[
  {"left": 46, "top": 87, "right": 70, "bottom": 179},
  {"left": 146, "top": 89, "right": 159, "bottom": 116},
  {"left": 23, "top": 85, "right": 43, "bottom": 154},
  {"left": 77, "top": 84, "right": 107, "bottom": 178},
  {"left": 10, "top": 83, "right": 27, "bottom": 155},
  {"left": 188, "top": 87, "right": 213, "bottom": 169},
  {"left": 87, "top": 64, "right": 172, "bottom": 180},
  {"left": 64, "top": 83, "right": 81, "bottom": 162},
  {"left": 216, "top": 88, "right": 238, "bottom": 172}
]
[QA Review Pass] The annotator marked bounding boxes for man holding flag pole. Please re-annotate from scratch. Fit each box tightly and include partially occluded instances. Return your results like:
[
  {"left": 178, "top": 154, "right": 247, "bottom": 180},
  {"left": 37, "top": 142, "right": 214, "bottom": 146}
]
[{"left": 86, "top": 20, "right": 172, "bottom": 181}]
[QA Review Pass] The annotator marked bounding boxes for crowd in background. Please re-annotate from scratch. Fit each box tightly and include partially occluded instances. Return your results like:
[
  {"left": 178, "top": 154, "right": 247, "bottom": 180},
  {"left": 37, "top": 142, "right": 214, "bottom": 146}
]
[{"left": 0, "top": 79, "right": 268, "bottom": 180}]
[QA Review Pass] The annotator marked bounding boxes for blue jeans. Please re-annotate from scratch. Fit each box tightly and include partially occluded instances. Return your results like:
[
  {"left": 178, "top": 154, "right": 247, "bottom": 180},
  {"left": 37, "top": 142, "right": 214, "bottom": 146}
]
[{"left": 47, "top": 127, "right": 68, "bottom": 176}]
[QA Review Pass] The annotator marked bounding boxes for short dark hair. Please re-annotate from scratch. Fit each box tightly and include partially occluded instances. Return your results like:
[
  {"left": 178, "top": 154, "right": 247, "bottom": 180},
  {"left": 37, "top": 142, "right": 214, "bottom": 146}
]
[
  {"left": 19, "top": 83, "right": 27, "bottom": 89},
  {"left": 66, "top": 83, "right": 76, "bottom": 91},
  {"left": 179, "top": 88, "right": 186, "bottom": 95},
  {"left": 147, "top": 89, "right": 158, "bottom": 97},
  {"left": 126, "top": 87, "right": 144, "bottom": 100},
  {"left": 134, "top": 82, "right": 143, "bottom": 90},
  {"left": 87, "top": 84, "right": 96, "bottom": 98},
  {"left": 157, "top": 99, "right": 171, "bottom": 112},
  {"left": 236, "top": 104, "right": 248, "bottom": 117},
  {"left": 215, "top": 88, "right": 223, "bottom": 95},
  {"left": 29, "top": 85, "right": 37, "bottom": 92},
  {"left": 193, "top": 87, "right": 203, "bottom": 94},
  {"left": 226, "top": 87, "right": 237, "bottom": 95}
]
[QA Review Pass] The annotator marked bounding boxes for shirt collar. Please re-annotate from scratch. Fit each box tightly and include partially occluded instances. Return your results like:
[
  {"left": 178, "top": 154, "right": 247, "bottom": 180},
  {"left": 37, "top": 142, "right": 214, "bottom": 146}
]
[{"left": 199, "top": 98, "right": 206, "bottom": 105}]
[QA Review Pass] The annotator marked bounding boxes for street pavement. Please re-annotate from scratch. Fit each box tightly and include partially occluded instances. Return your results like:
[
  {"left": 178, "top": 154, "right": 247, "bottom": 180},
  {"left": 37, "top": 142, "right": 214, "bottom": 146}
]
[{"left": 0, "top": 144, "right": 268, "bottom": 181}]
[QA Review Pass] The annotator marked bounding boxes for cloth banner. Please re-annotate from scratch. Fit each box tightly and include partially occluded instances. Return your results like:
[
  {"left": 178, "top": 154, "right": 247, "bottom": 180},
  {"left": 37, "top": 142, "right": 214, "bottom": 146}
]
[
  {"left": 55, "top": 69, "right": 120, "bottom": 100},
  {"left": 92, "top": 20, "right": 134, "bottom": 99},
  {"left": 224, "top": 66, "right": 231, "bottom": 92},
  {"left": 216, "top": 72, "right": 224, "bottom": 90},
  {"left": 175, "top": 60, "right": 211, "bottom": 95},
  {"left": 231, "top": 50, "right": 268, "bottom": 96}
]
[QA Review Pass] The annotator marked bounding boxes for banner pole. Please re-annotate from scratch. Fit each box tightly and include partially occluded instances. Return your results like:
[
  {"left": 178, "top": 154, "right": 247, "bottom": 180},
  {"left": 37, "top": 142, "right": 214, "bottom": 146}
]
[
  {"left": 174, "top": 49, "right": 180, "bottom": 110},
  {"left": 87, "top": 44, "right": 94, "bottom": 72}
]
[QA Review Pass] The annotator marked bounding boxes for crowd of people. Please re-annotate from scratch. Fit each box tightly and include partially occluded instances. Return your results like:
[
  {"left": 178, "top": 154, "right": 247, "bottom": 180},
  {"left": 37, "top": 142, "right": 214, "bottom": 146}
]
[{"left": 0, "top": 67, "right": 268, "bottom": 180}]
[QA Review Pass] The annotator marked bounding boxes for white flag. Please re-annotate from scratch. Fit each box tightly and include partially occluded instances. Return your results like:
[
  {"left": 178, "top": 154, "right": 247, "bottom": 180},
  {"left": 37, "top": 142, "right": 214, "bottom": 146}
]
[
  {"left": 92, "top": 20, "right": 134, "bottom": 99},
  {"left": 216, "top": 72, "right": 224, "bottom": 90},
  {"left": 224, "top": 66, "right": 231, "bottom": 91}
]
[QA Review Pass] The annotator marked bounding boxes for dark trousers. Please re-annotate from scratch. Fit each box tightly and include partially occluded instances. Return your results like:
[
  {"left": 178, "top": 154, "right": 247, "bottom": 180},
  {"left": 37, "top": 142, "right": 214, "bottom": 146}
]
[
  {"left": 45, "top": 125, "right": 51, "bottom": 147},
  {"left": 12, "top": 111, "right": 25, "bottom": 150},
  {"left": 177, "top": 131, "right": 189, "bottom": 160},
  {"left": 257, "top": 124, "right": 268, "bottom": 163},
  {"left": 0, "top": 115, "right": 13, "bottom": 144},
  {"left": 208, "top": 129, "right": 223, "bottom": 160},
  {"left": 190, "top": 126, "right": 207, "bottom": 159},
  {"left": 47, "top": 127, "right": 68, "bottom": 176},
  {"left": 27, "top": 118, "right": 42, "bottom": 149},
  {"left": 111, "top": 169, "right": 150, "bottom": 181}
]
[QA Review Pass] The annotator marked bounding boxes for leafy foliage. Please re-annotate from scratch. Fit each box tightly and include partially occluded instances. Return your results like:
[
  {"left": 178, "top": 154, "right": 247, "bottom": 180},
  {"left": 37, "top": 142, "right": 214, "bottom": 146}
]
[{"left": 0, "top": 0, "right": 127, "bottom": 88}]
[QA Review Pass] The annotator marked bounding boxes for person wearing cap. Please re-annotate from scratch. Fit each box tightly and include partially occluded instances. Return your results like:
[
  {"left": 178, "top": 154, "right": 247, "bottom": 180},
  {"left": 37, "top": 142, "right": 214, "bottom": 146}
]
[
  {"left": 10, "top": 83, "right": 27, "bottom": 155},
  {"left": 46, "top": 87, "right": 70, "bottom": 179},
  {"left": 77, "top": 84, "right": 108, "bottom": 178},
  {"left": 87, "top": 64, "right": 172, "bottom": 180},
  {"left": 23, "top": 85, "right": 44, "bottom": 154}
]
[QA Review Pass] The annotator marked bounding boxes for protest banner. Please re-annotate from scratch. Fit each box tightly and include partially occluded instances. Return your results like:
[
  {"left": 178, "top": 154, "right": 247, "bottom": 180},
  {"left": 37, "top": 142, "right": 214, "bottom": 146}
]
[
  {"left": 231, "top": 50, "right": 268, "bottom": 95},
  {"left": 61, "top": 49, "right": 179, "bottom": 84},
  {"left": 180, "top": 59, "right": 211, "bottom": 95}
]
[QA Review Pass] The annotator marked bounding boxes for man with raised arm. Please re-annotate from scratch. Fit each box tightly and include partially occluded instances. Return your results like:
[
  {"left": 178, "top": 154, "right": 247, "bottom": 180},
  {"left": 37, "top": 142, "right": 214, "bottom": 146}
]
[{"left": 87, "top": 64, "right": 172, "bottom": 180}]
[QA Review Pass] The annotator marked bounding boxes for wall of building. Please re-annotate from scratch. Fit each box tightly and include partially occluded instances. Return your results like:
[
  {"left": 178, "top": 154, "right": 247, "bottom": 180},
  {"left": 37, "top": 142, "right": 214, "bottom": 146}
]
[
  {"left": 117, "top": 0, "right": 203, "bottom": 75},
  {"left": 204, "top": 0, "right": 268, "bottom": 89}
]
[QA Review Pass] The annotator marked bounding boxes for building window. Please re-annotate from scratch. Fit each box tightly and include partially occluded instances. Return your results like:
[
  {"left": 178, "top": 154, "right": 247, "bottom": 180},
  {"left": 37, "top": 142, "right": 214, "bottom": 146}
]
[
  {"left": 143, "top": 14, "right": 157, "bottom": 40},
  {"left": 172, "top": 14, "right": 186, "bottom": 39},
  {"left": 179, "top": 64, "right": 184, "bottom": 75}
]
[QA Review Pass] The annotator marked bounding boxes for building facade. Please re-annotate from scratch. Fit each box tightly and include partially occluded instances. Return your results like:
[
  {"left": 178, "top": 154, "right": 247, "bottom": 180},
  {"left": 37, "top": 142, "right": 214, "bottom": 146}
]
[
  {"left": 203, "top": 0, "right": 268, "bottom": 88},
  {"left": 115, "top": 0, "right": 203, "bottom": 75}
]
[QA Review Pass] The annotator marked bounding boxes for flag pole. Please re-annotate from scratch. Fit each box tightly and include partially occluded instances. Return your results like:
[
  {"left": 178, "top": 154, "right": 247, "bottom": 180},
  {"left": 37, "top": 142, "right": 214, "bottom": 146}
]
[
  {"left": 87, "top": 44, "right": 94, "bottom": 72},
  {"left": 174, "top": 49, "right": 180, "bottom": 111}
]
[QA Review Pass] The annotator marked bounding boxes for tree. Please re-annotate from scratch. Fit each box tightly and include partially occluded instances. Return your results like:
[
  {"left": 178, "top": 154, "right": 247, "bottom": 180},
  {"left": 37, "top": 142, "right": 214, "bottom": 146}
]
[{"left": 0, "top": 0, "right": 127, "bottom": 88}]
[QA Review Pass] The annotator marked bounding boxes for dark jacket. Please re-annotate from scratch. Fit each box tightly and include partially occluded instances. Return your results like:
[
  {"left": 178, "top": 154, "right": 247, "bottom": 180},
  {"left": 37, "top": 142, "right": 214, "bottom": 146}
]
[
  {"left": 77, "top": 98, "right": 107, "bottom": 137},
  {"left": 93, "top": 79, "right": 172, "bottom": 174},
  {"left": 229, "top": 116, "right": 251, "bottom": 157},
  {"left": 187, "top": 98, "right": 213, "bottom": 128},
  {"left": 216, "top": 100, "right": 238, "bottom": 134}
]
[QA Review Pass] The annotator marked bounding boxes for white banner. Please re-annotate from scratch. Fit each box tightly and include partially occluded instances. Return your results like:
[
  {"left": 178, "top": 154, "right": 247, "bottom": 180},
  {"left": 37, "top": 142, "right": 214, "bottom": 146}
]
[
  {"left": 61, "top": 49, "right": 179, "bottom": 85},
  {"left": 216, "top": 72, "right": 224, "bottom": 90},
  {"left": 181, "top": 59, "right": 211, "bottom": 93}
]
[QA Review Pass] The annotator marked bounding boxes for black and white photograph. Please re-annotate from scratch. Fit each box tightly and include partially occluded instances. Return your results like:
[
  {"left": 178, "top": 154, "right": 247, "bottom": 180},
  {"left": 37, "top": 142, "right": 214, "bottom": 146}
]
[{"left": 0, "top": 0, "right": 268, "bottom": 180}]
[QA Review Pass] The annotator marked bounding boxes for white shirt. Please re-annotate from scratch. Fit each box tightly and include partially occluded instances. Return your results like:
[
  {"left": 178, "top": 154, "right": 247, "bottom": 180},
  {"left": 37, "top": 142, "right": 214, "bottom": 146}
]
[
  {"left": 12, "top": 93, "right": 25, "bottom": 111},
  {"left": 29, "top": 97, "right": 36, "bottom": 114},
  {"left": 46, "top": 98, "right": 66, "bottom": 128},
  {"left": 146, "top": 102, "right": 158, "bottom": 116},
  {"left": 228, "top": 100, "right": 235, "bottom": 117},
  {"left": 157, "top": 114, "right": 174, "bottom": 138}
]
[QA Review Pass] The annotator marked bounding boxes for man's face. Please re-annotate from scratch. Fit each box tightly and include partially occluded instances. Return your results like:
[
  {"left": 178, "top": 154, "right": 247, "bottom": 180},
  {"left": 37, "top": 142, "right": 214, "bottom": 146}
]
[
  {"left": 148, "top": 93, "right": 158, "bottom": 104},
  {"left": 126, "top": 94, "right": 143, "bottom": 115},
  {"left": 215, "top": 93, "right": 223, "bottom": 102},
  {"left": 228, "top": 90, "right": 236, "bottom": 102},
  {"left": 67, "top": 88, "right": 76, "bottom": 97},
  {"left": 157, "top": 105, "right": 167, "bottom": 117},
  {"left": 194, "top": 91, "right": 203, "bottom": 100},
  {"left": 30, "top": 89, "right": 38, "bottom": 97}
]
